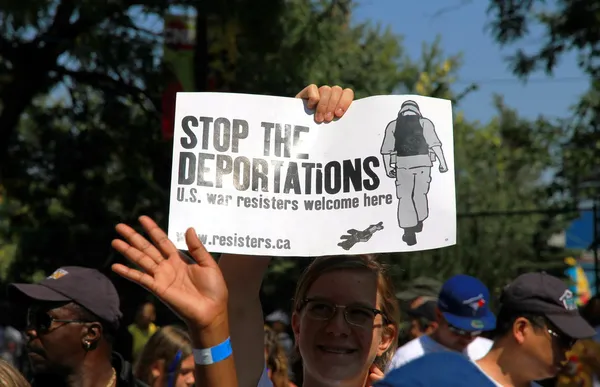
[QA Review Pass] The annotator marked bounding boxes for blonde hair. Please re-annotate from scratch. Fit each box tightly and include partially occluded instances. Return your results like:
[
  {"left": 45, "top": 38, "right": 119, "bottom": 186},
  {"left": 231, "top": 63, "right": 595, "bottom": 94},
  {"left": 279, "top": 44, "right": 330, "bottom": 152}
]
[
  {"left": 264, "top": 325, "right": 290, "bottom": 387},
  {"left": 293, "top": 254, "right": 400, "bottom": 369},
  {"left": 0, "top": 359, "right": 30, "bottom": 387},
  {"left": 133, "top": 325, "right": 192, "bottom": 384}
]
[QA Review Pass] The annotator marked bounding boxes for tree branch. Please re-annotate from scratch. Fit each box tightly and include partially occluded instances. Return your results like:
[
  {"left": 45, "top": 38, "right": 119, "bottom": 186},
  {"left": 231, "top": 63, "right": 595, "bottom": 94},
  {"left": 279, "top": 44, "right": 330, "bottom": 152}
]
[
  {"left": 55, "top": 67, "right": 160, "bottom": 113},
  {"left": 47, "top": 0, "right": 78, "bottom": 36}
]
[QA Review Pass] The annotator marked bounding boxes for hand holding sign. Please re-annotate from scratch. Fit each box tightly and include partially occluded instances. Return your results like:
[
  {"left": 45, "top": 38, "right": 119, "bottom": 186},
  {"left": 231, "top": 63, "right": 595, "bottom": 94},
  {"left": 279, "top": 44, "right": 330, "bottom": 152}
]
[
  {"left": 295, "top": 84, "right": 354, "bottom": 123},
  {"left": 111, "top": 216, "right": 228, "bottom": 330}
]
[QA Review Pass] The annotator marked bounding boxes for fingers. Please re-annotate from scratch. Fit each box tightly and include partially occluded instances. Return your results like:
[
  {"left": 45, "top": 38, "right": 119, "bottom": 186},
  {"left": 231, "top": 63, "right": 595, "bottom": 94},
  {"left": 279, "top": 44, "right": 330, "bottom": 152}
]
[
  {"left": 111, "top": 239, "right": 160, "bottom": 275},
  {"left": 316, "top": 85, "right": 354, "bottom": 122},
  {"left": 296, "top": 84, "right": 355, "bottom": 123},
  {"left": 138, "top": 215, "right": 179, "bottom": 258},
  {"left": 185, "top": 228, "right": 216, "bottom": 268},
  {"left": 115, "top": 223, "right": 164, "bottom": 265},
  {"left": 295, "top": 84, "right": 319, "bottom": 110},
  {"left": 370, "top": 365, "right": 384, "bottom": 378},
  {"left": 111, "top": 263, "right": 157, "bottom": 291},
  {"left": 366, "top": 364, "right": 384, "bottom": 387},
  {"left": 325, "top": 85, "right": 343, "bottom": 121},
  {"left": 335, "top": 88, "right": 354, "bottom": 118},
  {"left": 314, "top": 85, "right": 332, "bottom": 123}
]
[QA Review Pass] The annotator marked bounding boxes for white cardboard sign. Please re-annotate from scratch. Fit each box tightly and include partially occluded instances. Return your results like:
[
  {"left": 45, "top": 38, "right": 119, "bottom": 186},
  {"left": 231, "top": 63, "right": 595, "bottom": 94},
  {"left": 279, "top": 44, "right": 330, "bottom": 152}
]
[{"left": 168, "top": 92, "right": 456, "bottom": 256}]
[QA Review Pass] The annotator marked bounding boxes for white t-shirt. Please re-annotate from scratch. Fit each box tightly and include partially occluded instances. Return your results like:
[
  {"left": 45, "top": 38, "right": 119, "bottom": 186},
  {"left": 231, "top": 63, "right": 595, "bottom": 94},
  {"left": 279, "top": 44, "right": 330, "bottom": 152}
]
[{"left": 386, "top": 334, "right": 494, "bottom": 373}]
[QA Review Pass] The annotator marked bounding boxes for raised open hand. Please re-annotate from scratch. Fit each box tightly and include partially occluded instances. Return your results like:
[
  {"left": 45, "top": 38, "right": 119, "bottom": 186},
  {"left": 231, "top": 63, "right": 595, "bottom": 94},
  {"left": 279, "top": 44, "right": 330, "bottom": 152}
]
[{"left": 111, "top": 216, "right": 228, "bottom": 329}]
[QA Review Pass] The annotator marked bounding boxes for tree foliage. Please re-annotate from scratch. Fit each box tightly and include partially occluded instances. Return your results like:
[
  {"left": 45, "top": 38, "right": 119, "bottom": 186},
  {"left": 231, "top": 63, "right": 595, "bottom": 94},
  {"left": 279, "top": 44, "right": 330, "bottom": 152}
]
[
  {"left": 0, "top": 0, "right": 435, "bottom": 318},
  {"left": 0, "top": 0, "right": 576, "bottom": 321},
  {"left": 487, "top": 0, "right": 600, "bottom": 201}
]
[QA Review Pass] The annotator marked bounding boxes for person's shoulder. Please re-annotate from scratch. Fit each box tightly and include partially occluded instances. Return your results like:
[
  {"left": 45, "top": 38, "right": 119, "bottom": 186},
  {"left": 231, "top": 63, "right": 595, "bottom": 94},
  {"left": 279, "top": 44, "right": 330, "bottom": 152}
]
[
  {"left": 474, "top": 337, "right": 493, "bottom": 345},
  {"left": 112, "top": 351, "right": 150, "bottom": 387},
  {"left": 377, "top": 353, "right": 495, "bottom": 387},
  {"left": 470, "top": 337, "right": 494, "bottom": 351},
  {"left": 390, "top": 337, "right": 425, "bottom": 361}
]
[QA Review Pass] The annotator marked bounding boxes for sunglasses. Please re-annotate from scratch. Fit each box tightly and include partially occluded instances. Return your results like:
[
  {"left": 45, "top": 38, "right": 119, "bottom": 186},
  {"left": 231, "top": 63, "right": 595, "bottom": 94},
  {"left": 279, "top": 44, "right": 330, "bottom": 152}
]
[
  {"left": 447, "top": 323, "right": 482, "bottom": 338},
  {"left": 27, "top": 307, "right": 89, "bottom": 333},
  {"left": 547, "top": 328, "right": 577, "bottom": 350}
]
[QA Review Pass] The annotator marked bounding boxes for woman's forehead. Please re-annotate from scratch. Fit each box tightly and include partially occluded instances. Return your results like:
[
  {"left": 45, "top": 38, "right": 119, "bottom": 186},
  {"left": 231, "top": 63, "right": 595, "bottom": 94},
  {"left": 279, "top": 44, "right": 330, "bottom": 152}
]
[{"left": 306, "top": 270, "right": 379, "bottom": 304}]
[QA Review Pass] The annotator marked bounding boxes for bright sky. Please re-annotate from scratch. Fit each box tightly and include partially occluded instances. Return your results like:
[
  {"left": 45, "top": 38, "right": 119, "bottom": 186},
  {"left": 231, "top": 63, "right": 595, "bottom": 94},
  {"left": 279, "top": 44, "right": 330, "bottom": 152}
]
[{"left": 353, "top": 0, "right": 589, "bottom": 123}]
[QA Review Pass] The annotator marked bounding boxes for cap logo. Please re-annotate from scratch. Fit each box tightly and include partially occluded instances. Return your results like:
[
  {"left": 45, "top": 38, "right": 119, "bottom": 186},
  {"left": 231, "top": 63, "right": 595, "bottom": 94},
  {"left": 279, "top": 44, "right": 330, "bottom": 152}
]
[
  {"left": 559, "top": 289, "right": 577, "bottom": 311},
  {"left": 463, "top": 294, "right": 485, "bottom": 315},
  {"left": 47, "top": 268, "right": 69, "bottom": 280}
]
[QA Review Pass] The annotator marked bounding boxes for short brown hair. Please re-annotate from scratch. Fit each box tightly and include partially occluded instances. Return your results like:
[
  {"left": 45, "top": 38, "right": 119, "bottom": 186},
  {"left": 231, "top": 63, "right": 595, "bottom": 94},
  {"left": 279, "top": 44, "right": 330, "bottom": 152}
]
[{"left": 293, "top": 254, "right": 400, "bottom": 369}]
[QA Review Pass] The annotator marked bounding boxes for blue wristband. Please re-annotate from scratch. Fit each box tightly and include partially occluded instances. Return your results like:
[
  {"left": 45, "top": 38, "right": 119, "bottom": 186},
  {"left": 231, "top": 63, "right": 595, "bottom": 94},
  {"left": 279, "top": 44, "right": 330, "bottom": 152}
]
[{"left": 193, "top": 337, "right": 233, "bottom": 365}]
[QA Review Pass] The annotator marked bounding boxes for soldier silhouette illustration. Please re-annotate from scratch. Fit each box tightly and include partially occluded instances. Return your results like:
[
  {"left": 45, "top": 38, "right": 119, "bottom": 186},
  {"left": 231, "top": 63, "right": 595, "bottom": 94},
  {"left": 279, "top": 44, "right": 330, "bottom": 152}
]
[{"left": 380, "top": 100, "right": 448, "bottom": 246}]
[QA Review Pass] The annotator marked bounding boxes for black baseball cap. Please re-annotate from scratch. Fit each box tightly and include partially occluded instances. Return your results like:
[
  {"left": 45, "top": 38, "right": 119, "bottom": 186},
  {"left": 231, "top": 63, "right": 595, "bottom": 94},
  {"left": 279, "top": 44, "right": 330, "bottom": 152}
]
[
  {"left": 500, "top": 272, "right": 595, "bottom": 339},
  {"left": 8, "top": 266, "right": 122, "bottom": 330}
]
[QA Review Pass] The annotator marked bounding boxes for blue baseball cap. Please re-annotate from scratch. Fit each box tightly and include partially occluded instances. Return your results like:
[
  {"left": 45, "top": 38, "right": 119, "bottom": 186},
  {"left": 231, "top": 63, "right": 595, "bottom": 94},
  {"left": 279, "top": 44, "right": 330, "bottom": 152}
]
[{"left": 437, "top": 274, "right": 496, "bottom": 332}]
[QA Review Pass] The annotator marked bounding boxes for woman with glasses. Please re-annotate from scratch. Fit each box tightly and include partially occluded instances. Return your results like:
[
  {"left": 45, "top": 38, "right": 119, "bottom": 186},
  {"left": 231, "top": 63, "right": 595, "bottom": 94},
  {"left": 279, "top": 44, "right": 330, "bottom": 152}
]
[
  {"left": 134, "top": 325, "right": 195, "bottom": 387},
  {"left": 288, "top": 254, "right": 400, "bottom": 387},
  {"left": 111, "top": 215, "right": 401, "bottom": 387}
]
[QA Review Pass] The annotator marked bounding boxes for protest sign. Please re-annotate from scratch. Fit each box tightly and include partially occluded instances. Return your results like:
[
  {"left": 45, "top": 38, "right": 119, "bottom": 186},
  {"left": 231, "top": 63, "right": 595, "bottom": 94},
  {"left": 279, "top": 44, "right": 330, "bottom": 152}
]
[{"left": 168, "top": 93, "right": 456, "bottom": 256}]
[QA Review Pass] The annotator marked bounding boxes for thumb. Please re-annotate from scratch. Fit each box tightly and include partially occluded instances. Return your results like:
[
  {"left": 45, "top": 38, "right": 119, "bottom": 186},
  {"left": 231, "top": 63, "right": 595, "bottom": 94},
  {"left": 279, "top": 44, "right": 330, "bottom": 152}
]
[
  {"left": 366, "top": 364, "right": 384, "bottom": 387},
  {"left": 185, "top": 228, "right": 215, "bottom": 267}
]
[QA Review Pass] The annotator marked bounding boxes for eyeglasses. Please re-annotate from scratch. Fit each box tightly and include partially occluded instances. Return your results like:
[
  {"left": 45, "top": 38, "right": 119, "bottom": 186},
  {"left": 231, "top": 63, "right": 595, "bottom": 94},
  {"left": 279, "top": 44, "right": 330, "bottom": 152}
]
[
  {"left": 547, "top": 328, "right": 577, "bottom": 350},
  {"left": 447, "top": 324, "right": 482, "bottom": 338},
  {"left": 26, "top": 307, "right": 89, "bottom": 333},
  {"left": 301, "top": 298, "right": 387, "bottom": 328}
]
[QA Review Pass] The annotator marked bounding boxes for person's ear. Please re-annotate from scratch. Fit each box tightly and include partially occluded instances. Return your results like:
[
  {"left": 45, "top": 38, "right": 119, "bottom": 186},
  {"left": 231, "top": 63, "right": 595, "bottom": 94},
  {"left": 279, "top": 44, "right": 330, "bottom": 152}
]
[
  {"left": 292, "top": 312, "right": 301, "bottom": 343},
  {"left": 377, "top": 323, "right": 398, "bottom": 356},
  {"left": 81, "top": 322, "right": 102, "bottom": 350},
  {"left": 151, "top": 359, "right": 164, "bottom": 380},
  {"left": 426, "top": 321, "right": 439, "bottom": 334},
  {"left": 512, "top": 317, "right": 530, "bottom": 345}
]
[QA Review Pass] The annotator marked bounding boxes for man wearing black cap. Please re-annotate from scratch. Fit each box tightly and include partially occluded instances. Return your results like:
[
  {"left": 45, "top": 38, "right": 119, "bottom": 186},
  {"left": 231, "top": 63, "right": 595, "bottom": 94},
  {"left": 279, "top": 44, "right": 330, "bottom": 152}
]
[
  {"left": 376, "top": 272, "right": 596, "bottom": 387},
  {"left": 380, "top": 99, "right": 449, "bottom": 246},
  {"left": 8, "top": 266, "right": 147, "bottom": 387}
]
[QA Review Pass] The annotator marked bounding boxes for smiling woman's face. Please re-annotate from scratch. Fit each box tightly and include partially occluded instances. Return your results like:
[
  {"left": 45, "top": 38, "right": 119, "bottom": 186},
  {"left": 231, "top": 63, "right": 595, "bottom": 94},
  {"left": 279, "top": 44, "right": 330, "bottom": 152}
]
[{"left": 292, "top": 269, "right": 394, "bottom": 386}]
